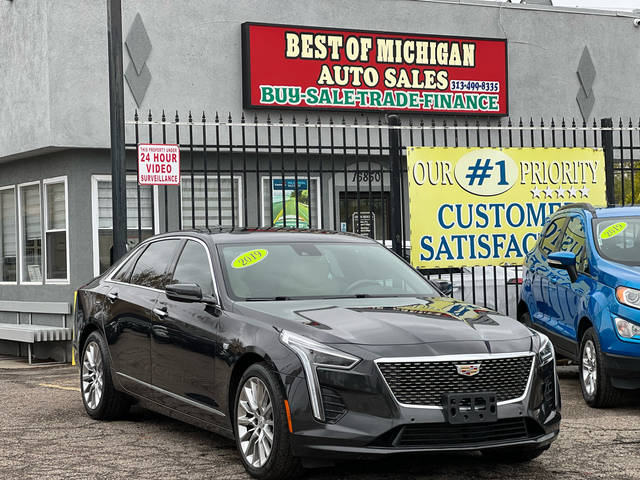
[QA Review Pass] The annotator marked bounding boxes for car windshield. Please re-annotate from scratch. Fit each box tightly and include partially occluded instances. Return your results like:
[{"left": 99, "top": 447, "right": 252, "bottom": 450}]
[
  {"left": 218, "top": 241, "right": 438, "bottom": 300},
  {"left": 593, "top": 217, "right": 640, "bottom": 266}
]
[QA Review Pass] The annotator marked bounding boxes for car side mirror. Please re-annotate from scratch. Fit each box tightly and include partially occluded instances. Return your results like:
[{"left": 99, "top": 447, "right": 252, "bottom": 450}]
[
  {"left": 548, "top": 252, "right": 578, "bottom": 282},
  {"left": 432, "top": 279, "right": 453, "bottom": 296},
  {"left": 166, "top": 283, "right": 204, "bottom": 303}
]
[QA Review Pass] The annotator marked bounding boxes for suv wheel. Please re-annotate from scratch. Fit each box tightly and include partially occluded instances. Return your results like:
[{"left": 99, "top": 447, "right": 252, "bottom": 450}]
[
  {"left": 81, "top": 331, "right": 130, "bottom": 420},
  {"left": 234, "top": 363, "right": 302, "bottom": 480},
  {"left": 579, "top": 327, "right": 622, "bottom": 407}
]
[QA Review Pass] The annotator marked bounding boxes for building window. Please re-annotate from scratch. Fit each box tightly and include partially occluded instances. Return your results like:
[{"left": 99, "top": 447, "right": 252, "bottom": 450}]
[
  {"left": 181, "top": 176, "right": 243, "bottom": 228},
  {"left": 0, "top": 187, "right": 17, "bottom": 283},
  {"left": 18, "top": 182, "right": 42, "bottom": 284},
  {"left": 92, "top": 176, "right": 156, "bottom": 275},
  {"left": 261, "top": 177, "right": 321, "bottom": 228},
  {"left": 44, "top": 177, "right": 69, "bottom": 282}
]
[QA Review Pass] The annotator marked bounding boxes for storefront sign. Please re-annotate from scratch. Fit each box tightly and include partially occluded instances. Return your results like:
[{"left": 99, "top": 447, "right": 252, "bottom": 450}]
[
  {"left": 138, "top": 144, "right": 180, "bottom": 185},
  {"left": 407, "top": 147, "right": 606, "bottom": 268},
  {"left": 242, "top": 23, "right": 508, "bottom": 115}
]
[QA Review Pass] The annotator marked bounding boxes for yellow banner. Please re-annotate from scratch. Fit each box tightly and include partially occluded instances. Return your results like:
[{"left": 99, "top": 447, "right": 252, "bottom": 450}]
[{"left": 407, "top": 147, "right": 607, "bottom": 268}]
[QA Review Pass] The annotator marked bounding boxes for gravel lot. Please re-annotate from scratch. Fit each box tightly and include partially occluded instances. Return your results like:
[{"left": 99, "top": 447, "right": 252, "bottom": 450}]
[{"left": 1, "top": 364, "right": 639, "bottom": 480}]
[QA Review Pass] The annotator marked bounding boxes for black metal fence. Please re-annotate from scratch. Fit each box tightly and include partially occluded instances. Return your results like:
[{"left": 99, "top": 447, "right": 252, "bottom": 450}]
[{"left": 125, "top": 112, "right": 639, "bottom": 317}]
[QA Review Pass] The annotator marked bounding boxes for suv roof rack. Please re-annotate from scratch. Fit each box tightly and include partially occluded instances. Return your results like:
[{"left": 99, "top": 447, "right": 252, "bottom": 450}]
[{"left": 556, "top": 202, "right": 597, "bottom": 217}]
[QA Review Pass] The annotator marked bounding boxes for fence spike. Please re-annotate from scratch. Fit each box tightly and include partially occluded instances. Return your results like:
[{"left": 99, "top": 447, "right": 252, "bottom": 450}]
[
  {"left": 571, "top": 118, "right": 576, "bottom": 128},
  {"left": 253, "top": 114, "right": 258, "bottom": 123},
  {"left": 279, "top": 114, "right": 283, "bottom": 124},
  {"left": 507, "top": 118, "right": 512, "bottom": 128},
  {"left": 561, "top": 118, "right": 566, "bottom": 128},
  {"left": 202, "top": 111, "right": 206, "bottom": 123},
  {"left": 174, "top": 111, "right": 179, "bottom": 122},
  {"left": 518, "top": 118, "right": 523, "bottom": 128},
  {"left": 241, "top": 112, "right": 246, "bottom": 123},
  {"left": 161, "top": 110, "right": 166, "bottom": 122},
  {"left": 304, "top": 115, "right": 309, "bottom": 125},
  {"left": 134, "top": 110, "right": 139, "bottom": 122},
  {"left": 215, "top": 111, "right": 219, "bottom": 123},
  {"left": 228, "top": 112, "right": 232, "bottom": 123},
  {"left": 292, "top": 114, "right": 297, "bottom": 125},
  {"left": 148, "top": 109, "right": 152, "bottom": 122},
  {"left": 550, "top": 118, "right": 555, "bottom": 128},
  {"left": 188, "top": 111, "right": 193, "bottom": 123}
]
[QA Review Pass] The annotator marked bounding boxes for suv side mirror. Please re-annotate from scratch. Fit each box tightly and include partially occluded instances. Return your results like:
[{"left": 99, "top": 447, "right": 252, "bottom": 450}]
[
  {"left": 166, "top": 283, "right": 203, "bottom": 302},
  {"left": 548, "top": 252, "right": 578, "bottom": 282},
  {"left": 432, "top": 279, "right": 453, "bottom": 296}
]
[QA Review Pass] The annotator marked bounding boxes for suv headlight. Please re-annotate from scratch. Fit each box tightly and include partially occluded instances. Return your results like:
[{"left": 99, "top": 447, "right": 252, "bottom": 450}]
[
  {"left": 280, "top": 330, "right": 360, "bottom": 421},
  {"left": 616, "top": 287, "right": 640, "bottom": 310},
  {"left": 535, "top": 331, "right": 555, "bottom": 366},
  {"left": 614, "top": 317, "right": 640, "bottom": 339}
]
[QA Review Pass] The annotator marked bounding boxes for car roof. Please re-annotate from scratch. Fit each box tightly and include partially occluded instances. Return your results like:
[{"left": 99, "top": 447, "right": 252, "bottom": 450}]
[
  {"left": 556, "top": 203, "right": 640, "bottom": 218},
  {"left": 593, "top": 206, "right": 640, "bottom": 218},
  {"left": 154, "top": 227, "right": 376, "bottom": 244}
]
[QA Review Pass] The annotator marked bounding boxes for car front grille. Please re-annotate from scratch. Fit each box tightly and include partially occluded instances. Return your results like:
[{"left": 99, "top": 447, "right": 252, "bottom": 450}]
[
  {"left": 376, "top": 354, "right": 534, "bottom": 407},
  {"left": 380, "top": 418, "right": 544, "bottom": 448}
]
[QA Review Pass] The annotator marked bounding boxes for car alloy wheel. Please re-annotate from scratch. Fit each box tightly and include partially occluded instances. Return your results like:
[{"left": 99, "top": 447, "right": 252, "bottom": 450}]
[
  {"left": 82, "top": 341, "right": 105, "bottom": 410},
  {"left": 581, "top": 339, "right": 597, "bottom": 397},
  {"left": 236, "top": 376, "right": 275, "bottom": 469}
]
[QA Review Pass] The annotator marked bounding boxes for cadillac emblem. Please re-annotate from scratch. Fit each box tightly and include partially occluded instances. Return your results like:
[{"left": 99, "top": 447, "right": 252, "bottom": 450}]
[{"left": 456, "top": 364, "right": 481, "bottom": 377}]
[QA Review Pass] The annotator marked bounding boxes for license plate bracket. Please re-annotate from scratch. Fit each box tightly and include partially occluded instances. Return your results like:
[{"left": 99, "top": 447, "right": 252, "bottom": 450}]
[{"left": 442, "top": 392, "right": 498, "bottom": 424}]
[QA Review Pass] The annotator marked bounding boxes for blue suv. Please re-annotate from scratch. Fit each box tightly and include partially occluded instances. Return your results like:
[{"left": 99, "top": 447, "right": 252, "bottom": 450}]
[{"left": 519, "top": 203, "right": 640, "bottom": 407}]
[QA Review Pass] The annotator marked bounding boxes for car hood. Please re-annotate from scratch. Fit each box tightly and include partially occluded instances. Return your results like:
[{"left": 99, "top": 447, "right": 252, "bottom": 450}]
[
  {"left": 236, "top": 296, "right": 534, "bottom": 351},
  {"left": 598, "top": 258, "right": 640, "bottom": 289}
]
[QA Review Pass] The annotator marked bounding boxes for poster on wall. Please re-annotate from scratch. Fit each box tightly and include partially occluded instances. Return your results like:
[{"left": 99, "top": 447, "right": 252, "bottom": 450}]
[
  {"left": 242, "top": 23, "right": 507, "bottom": 115},
  {"left": 262, "top": 178, "right": 321, "bottom": 228},
  {"left": 407, "top": 147, "right": 607, "bottom": 268}
]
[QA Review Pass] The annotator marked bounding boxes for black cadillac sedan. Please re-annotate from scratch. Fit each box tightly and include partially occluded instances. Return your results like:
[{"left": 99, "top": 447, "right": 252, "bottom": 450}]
[{"left": 74, "top": 229, "right": 560, "bottom": 479}]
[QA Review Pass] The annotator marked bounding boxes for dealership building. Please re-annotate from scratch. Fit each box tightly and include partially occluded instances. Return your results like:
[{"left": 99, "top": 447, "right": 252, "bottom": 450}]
[{"left": 1, "top": 0, "right": 640, "bottom": 362}]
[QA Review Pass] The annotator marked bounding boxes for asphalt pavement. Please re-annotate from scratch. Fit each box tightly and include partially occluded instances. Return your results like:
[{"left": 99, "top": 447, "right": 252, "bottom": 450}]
[{"left": 1, "top": 363, "right": 639, "bottom": 480}]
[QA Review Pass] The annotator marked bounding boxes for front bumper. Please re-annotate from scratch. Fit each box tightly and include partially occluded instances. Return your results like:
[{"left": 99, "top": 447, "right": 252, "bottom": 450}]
[
  {"left": 605, "top": 353, "right": 640, "bottom": 389},
  {"left": 280, "top": 357, "right": 561, "bottom": 459}
]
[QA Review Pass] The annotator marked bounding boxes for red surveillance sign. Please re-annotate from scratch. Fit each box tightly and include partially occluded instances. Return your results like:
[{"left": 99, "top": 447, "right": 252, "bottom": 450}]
[{"left": 137, "top": 144, "right": 181, "bottom": 185}]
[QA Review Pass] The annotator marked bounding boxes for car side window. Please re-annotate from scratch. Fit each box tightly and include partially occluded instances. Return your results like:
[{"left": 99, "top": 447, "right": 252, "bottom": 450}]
[
  {"left": 112, "top": 247, "right": 145, "bottom": 283},
  {"left": 540, "top": 217, "right": 567, "bottom": 257},
  {"left": 130, "top": 239, "right": 181, "bottom": 290},
  {"left": 560, "top": 215, "right": 589, "bottom": 273},
  {"left": 171, "top": 240, "right": 214, "bottom": 296}
]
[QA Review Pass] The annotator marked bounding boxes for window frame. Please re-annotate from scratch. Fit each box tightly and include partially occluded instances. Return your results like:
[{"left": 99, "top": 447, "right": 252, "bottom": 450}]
[
  {"left": 0, "top": 185, "right": 17, "bottom": 285},
  {"left": 17, "top": 180, "right": 43, "bottom": 286},
  {"left": 91, "top": 174, "right": 160, "bottom": 277},
  {"left": 260, "top": 175, "right": 322, "bottom": 228},
  {"left": 43, "top": 176, "right": 70, "bottom": 284},
  {"left": 179, "top": 174, "right": 244, "bottom": 229}
]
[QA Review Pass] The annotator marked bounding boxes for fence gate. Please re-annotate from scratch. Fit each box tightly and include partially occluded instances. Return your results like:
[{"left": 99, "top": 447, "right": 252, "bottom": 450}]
[{"left": 125, "top": 112, "right": 637, "bottom": 317}]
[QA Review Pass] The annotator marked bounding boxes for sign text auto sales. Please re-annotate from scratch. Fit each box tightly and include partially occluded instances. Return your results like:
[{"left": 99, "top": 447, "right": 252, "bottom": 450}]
[{"left": 242, "top": 23, "right": 508, "bottom": 115}]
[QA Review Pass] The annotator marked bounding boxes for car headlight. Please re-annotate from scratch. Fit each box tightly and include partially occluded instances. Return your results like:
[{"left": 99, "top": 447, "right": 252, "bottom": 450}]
[
  {"left": 614, "top": 317, "right": 640, "bottom": 339},
  {"left": 535, "top": 331, "right": 555, "bottom": 366},
  {"left": 280, "top": 330, "right": 360, "bottom": 421},
  {"left": 616, "top": 287, "right": 640, "bottom": 310}
]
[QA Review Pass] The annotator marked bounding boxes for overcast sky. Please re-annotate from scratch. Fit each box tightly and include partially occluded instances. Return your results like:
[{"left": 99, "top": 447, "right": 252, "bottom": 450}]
[{"left": 500, "top": 0, "right": 637, "bottom": 11}]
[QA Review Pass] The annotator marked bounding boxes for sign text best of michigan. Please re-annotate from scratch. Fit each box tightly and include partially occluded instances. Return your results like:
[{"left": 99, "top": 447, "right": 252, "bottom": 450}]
[{"left": 407, "top": 147, "right": 607, "bottom": 268}]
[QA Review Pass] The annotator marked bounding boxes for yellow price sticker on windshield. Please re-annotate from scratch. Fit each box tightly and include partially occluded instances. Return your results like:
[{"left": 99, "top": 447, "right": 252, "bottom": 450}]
[
  {"left": 600, "top": 222, "right": 627, "bottom": 240},
  {"left": 232, "top": 249, "right": 268, "bottom": 269}
]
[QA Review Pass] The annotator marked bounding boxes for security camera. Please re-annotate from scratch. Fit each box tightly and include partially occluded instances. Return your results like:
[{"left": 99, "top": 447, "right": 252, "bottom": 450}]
[{"left": 634, "top": 18, "right": 640, "bottom": 27}]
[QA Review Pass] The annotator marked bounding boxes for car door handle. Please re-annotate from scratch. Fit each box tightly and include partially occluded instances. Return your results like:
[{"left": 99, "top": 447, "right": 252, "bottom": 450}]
[
  {"left": 106, "top": 292, "right": 118, "bottom": 303},
  {"left": 153, "top": 307, "right": 168, "bottom": 318}
]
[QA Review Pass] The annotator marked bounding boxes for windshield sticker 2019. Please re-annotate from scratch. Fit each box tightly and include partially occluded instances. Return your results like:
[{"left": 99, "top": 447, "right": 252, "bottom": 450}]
[
  {"left": 232, "top": 249, "right": 269, "bottom": 269},
  {"left": 600, "top": 222, "right": 627, "bottom": 240}
]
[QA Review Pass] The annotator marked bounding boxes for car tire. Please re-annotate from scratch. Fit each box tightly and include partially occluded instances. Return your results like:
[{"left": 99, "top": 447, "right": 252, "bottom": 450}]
[
  {"left": 80, "top": 331, "right": 130, "bottom": 420},
  {"left": 579, "top": 327, "right": 623, "bottom": 408},
  {"left": 234, "top": 362, "right": 302, "bottom": 480},
  {"left": 482, "top": 444, "right": 549, "bottom": 463}
]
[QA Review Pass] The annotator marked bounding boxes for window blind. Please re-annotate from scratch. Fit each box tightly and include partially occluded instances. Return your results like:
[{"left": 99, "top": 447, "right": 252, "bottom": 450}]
[
  {"left": 46, "top": 182, "right": 66, "bottom": 230},
  {"left": 21, "top": 185, "right": 41, "bottom": 240},
  {"left": 98, "top": 180, "right": 153, "bottom": 230},
  {"left": 181, "top": 177, "right": 241, "bottom": 227},
  {"left": 1, "top": 190, "right": 16, "bottom": 256}
]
